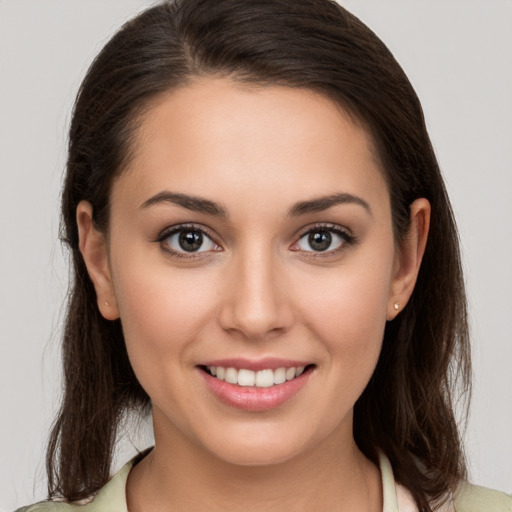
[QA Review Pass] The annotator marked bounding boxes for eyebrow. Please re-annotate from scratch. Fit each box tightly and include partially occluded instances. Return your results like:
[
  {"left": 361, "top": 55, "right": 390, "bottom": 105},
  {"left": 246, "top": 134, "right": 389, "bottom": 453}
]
[
  {"left": 140, "top": 191, "right": 227, "bottom": 217},
  {"left": 140, "top": 190, "right": 372, "bottom": 218},
  {"left": 288, "top": 192, "right": 372, "bottom": 217}
]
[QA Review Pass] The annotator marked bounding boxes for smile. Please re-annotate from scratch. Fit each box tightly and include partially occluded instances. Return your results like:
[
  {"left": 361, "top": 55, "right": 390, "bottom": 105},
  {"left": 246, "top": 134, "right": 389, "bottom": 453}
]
[
  {"left": 206, "top": 365, "right": 306, "bottom": 388},
  {"left": 198, "top": 359, "right": 315, "bottom": 410}
]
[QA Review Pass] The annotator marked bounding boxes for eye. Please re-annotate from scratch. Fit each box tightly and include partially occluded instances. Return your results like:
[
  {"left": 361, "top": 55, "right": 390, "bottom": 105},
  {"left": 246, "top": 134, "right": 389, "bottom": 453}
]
[
  {"left": 160, "top": 226, "right": 219, "bottom": 255},
  {"left": 294, "top": 226, "right": 352, "bottom": 253}
]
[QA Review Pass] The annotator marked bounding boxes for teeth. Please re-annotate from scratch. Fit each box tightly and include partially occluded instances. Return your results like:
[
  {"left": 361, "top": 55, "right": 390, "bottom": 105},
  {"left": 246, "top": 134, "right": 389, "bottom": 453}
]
[
  {"left": 255, "top": 369, "right": 274, "bottom": 387},
  {"left": 225, "top": 367, "right": 238, "bottom": 384},
  {"left": 206, "top": 365, "right": 308, "bottom": 387},
  {"left": 285, "top": 367, "right": 296, "bottom": 380},
  {"left": 273, "top": 367, "right": 286, "bottom": 384},
  {"left": 237, "top": 369, "right": 255, "bottom": 387}
]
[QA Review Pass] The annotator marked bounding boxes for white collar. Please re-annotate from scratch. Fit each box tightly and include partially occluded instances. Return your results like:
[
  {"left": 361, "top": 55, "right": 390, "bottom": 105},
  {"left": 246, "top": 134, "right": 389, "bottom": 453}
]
[{"left": 380, "top": 452, "right": 455, "bottom": 512}]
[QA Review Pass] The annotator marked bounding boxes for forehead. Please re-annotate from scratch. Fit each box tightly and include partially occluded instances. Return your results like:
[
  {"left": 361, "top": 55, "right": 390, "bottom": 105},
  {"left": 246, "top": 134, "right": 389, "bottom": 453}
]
[{"left": 113, "top": 78, "right": 388, "bottom": 216}]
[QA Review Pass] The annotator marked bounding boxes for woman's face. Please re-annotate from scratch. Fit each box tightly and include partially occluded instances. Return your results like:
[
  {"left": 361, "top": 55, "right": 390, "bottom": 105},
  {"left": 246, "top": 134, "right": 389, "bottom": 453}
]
[{"left": 80, "top": 78, "right": 424, "bottom": 466}]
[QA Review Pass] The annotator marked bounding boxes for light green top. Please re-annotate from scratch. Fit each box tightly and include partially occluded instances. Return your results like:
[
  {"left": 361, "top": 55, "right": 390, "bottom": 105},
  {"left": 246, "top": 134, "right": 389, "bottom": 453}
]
[{"left": 16, "top": 452, "right": 511, "bottom": 512}]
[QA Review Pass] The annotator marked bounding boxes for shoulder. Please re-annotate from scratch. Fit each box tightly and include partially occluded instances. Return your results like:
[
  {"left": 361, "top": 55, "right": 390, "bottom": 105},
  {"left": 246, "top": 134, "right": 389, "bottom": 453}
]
[
  {"left": 454, "top": 482, "right": 512, "bottom": 512},
  {"left": 13, "top": 491, "right": 123, "bottom": 512},
  {"left": 12, "top": 496, "right": 104, "bottom": 512},
  {"left": 13, "top": 502, "right": 82, "bottom": 512},
  {"left": 13, "top": 458, "right": 133, "bottom": 512}
]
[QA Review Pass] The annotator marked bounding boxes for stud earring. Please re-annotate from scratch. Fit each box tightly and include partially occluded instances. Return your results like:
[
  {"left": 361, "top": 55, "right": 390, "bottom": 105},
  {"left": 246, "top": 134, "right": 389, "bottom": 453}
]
[
  {"left": 104, "top": 301, "right": 110, "bottom": 306},
  {"left": 393, "top": 302, "right": 400, "bottom": 311}
]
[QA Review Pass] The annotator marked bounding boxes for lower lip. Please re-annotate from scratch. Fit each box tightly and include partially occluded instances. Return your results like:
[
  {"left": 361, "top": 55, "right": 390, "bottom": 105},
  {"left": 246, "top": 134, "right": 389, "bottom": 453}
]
[{"left": 198, "top": 368, "right": 312, "bottom": 411}]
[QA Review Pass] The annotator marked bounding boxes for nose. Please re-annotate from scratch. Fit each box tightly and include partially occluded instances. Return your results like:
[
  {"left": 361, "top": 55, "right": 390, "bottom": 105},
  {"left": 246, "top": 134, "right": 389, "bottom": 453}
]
[{"left": 218, "top": 247, "right": 294, "bottom": 340}]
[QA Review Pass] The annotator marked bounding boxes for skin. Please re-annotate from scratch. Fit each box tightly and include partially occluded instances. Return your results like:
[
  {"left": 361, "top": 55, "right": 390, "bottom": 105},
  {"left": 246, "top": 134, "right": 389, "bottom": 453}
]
[{"left": 77, "top": 78, "right": 430, "bottom": 512}]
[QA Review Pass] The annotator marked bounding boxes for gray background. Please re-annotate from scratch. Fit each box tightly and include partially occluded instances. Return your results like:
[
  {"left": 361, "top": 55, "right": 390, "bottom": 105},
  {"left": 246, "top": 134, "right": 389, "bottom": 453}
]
[{"left": 1, "top": 1, "right": 511, "bottom": 509}]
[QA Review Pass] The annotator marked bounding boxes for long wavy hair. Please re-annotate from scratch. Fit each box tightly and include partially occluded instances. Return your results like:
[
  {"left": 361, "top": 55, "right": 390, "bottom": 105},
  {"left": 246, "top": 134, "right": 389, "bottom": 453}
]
[{"left": 47, "top": 1, "right": 471, "bottom": 511}]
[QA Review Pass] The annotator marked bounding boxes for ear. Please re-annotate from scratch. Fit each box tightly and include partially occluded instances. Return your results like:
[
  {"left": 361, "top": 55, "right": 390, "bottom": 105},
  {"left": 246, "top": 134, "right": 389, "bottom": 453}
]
[
  {"left": 76, "top": 200, "right": 120, "bottom": 320},
  {"left": 387, "top": 198, "right": 431, "bottom": 320}
]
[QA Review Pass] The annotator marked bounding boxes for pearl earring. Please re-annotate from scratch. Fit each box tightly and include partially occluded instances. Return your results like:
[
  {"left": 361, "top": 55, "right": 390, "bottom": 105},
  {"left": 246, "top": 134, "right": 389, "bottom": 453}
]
[
  {"left": 104, "top": 301, "right": 110, "bottom": 306},
  {"left": 393, "top": 302, "right": 400, "bottom": 311}
]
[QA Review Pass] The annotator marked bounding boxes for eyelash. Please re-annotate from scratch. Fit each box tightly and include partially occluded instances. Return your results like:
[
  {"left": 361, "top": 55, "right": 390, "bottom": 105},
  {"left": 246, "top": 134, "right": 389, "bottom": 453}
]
[
  {"left": 293, "top": 223, "right": 357, "bottom": 257},
  {"left": 157, "top": 223, "right": 220, "bottom": 259},
  {"left": 156, "top": 223, "right": 357, "bottom": 259}
]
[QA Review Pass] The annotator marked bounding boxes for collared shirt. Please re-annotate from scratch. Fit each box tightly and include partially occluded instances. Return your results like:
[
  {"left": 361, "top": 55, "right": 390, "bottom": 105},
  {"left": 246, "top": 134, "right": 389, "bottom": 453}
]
[
  {"left": 16, "top": 452, "right": 512, "bottom": 512},
  {"left": 378, "top": 452, "right": 451, "bottom": 512}
]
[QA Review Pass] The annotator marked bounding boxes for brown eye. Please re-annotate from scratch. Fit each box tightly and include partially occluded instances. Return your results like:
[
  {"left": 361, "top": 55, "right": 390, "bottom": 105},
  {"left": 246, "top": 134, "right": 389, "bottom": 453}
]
[
  {"left": 308, "top": 230, "right": 332, "bottom": 251},
  {"left": 162, "top": 228, "right": 218, "bottom": 254},
  {"left": 296, "top": 227, "right": 349, "bottom": 253},
  {"left": 178, "top": 230, "right": 204, "bottom": 252}
]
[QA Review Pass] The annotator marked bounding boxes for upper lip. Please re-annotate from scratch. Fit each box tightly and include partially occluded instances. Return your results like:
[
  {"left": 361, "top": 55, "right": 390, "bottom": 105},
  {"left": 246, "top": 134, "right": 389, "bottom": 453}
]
[{"left": 199, "top": 357, "right": 312, "bottom": 372}]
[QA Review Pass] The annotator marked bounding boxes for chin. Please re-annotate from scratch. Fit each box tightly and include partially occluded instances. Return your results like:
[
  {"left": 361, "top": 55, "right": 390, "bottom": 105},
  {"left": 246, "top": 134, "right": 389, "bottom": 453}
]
[
  {"left": 210, "top": 442, "right": 302, "bottom": 467},
  {"left": 196, "top": 422, "right": 322, "bottom": 468}
]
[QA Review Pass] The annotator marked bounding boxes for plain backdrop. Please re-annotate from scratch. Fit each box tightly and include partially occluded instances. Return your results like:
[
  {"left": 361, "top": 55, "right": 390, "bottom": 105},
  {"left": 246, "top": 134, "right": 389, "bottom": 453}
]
[{"left": 1, "top": 1, "right": 511, "bottom": 509}]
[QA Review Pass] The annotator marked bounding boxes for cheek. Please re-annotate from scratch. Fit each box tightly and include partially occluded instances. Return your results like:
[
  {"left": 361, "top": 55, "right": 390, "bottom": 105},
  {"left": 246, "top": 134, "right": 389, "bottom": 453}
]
[
  {"left": 297, "top": 249, "right": 394, "bottom": 368},
  {"left": 111, "top": 255, "right": 221, "bottom": 372}
]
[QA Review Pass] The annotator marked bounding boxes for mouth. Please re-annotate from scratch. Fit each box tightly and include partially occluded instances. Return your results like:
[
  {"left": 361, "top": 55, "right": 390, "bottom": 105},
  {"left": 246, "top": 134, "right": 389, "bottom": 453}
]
[{"left": 199, "top": 364, "right": 315, "bottom": 388}]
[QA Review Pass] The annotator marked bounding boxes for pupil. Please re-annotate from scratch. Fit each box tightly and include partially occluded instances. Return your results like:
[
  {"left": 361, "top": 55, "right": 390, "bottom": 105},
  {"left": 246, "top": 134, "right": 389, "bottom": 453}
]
[
  {"left": 309, "top": 230, "right": 332, "bottom": 251},
  {"left": 179, "top": 230, "right": 203, "bottom": 252}
]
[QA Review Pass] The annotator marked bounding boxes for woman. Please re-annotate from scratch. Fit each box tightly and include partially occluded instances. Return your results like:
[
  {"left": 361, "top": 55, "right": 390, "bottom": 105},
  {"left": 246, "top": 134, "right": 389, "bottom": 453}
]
[{"left": 15, "top": 0, "right": 511, "bottom": 511}]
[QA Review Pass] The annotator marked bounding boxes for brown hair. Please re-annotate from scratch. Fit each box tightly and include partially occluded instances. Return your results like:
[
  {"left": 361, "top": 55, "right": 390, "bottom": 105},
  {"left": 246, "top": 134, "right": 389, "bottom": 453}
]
[{"left": 48, "top": 1, "right": 471, "bottom": 510}]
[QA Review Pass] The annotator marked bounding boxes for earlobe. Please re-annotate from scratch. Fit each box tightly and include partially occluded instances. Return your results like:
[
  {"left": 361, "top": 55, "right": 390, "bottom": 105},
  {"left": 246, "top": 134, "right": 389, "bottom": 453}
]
[
  {"left": 387, "top": 198, "right": 431, "bottom": 320},
  {"left": 76, "top": 201, "right": 120, "bottom": 320}
]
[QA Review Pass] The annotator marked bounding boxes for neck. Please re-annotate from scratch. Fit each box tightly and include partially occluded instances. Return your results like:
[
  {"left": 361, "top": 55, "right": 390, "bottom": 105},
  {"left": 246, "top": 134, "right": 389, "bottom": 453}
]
[{"left": 126, "top": 414, "right": 382, "bottom": 512}]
